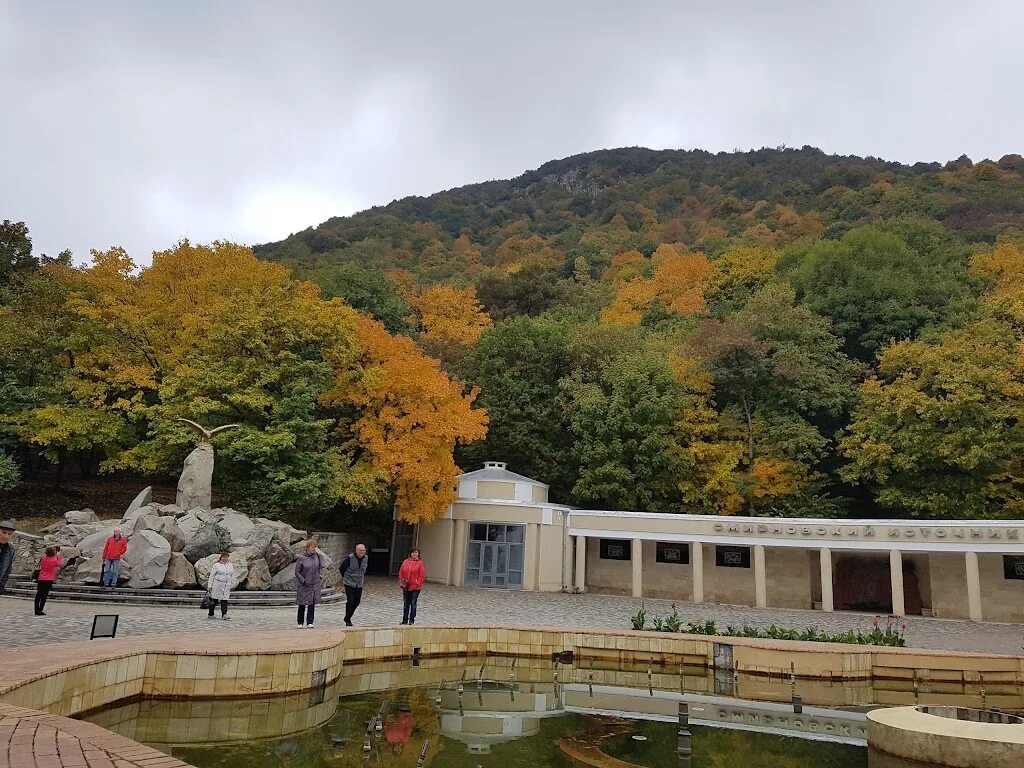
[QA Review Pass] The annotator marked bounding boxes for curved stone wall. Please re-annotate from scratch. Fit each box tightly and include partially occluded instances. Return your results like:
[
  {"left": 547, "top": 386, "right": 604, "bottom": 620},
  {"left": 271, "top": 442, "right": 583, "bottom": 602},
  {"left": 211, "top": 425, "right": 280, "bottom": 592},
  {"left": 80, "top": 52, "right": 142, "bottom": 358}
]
[{"left": 867, "top": 705, "right": 1024, "bottom": 768}]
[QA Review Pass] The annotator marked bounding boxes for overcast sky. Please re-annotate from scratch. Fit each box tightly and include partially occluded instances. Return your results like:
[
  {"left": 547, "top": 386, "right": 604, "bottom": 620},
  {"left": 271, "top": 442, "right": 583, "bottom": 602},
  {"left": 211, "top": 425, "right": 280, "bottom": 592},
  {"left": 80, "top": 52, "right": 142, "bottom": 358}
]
[{"left": 2, "top": 1, "right": 1022, "bottom": 263}]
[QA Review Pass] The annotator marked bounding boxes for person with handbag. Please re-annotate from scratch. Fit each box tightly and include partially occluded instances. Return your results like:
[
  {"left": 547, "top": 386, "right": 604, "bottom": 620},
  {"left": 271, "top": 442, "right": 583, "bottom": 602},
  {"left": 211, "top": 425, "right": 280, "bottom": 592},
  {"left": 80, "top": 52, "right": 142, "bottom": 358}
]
[
  {"left": 206, "top": 551, "right": 234, "bottom": 620},
  {"left": 397, "top": 547, "right": 425, "bottom": 625},
  {"left": 295, "top": 539, "right": 324, "bottom": 628},
  {"left": 34, "top": 545, "right": 63, "bottom": 616}
]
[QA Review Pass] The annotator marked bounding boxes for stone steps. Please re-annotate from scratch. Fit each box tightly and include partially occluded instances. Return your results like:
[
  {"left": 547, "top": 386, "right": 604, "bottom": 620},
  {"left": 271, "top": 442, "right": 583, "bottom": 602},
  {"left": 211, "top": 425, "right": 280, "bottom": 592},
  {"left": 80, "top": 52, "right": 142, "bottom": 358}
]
[{"left": 5, "top": 580, "right": 344, "bottom": 607}]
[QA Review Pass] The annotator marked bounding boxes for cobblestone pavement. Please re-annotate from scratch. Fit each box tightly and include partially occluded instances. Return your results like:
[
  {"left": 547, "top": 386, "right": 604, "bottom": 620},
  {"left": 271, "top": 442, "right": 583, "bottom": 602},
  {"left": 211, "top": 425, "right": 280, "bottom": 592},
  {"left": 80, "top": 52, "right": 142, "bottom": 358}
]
[{"left": 1, "top": 577, "right": 1021, "bottom": 654}]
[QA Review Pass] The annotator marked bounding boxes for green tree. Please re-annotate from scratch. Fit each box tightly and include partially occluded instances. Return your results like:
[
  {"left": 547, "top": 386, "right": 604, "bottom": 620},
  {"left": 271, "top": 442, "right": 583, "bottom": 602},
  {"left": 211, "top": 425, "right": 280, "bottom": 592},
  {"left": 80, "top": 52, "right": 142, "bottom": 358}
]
[
  {"left": 561, "top": 347, "right": 687, "bottom": 511},
  {"left": 312, "top": 263, "right": 412, "bottom": 334},
  {"left": 783, "top": 223, "right": 977, "bottom": 361},
  {"left": 841, "top": 315, "right": 1024, "bottom": 519},
  {"left": 0, "top": 220, "right": 36, "bottom": 281},
  {"left": 694, "top": 283, "right": 857, "bottom": 513},
  {"left": 458, "top": 317, "right": 575, "bottom": 499},
  {"left": 0, "top": 451, "right": 20, "bottom": 491}
]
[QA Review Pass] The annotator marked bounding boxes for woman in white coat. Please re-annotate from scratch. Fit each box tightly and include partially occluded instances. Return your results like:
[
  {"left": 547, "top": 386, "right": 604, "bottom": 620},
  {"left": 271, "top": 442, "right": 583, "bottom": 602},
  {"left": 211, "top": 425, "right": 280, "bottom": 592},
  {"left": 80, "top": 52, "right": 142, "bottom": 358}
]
[{"left": 207, "top": 551, "right": 234, "bottom": 620}]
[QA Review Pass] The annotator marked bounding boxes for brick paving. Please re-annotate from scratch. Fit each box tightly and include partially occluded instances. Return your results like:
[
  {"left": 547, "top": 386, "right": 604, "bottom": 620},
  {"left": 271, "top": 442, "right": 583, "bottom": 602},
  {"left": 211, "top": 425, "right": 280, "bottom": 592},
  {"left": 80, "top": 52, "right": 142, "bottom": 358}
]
[
  {"left": 2, "top": 577, "right": 1022, "bottom": 655},
  {"left": 0, "top": 703, "right": 190, "bottom": 768}
]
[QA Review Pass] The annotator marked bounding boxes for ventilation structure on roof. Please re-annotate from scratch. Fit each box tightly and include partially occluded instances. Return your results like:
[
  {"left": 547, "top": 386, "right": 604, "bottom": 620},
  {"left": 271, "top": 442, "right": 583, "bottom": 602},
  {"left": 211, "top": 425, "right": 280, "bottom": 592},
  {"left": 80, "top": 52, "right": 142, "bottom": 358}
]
[{"left": 483, "top": 461, "right": 507, "bottom": 470}]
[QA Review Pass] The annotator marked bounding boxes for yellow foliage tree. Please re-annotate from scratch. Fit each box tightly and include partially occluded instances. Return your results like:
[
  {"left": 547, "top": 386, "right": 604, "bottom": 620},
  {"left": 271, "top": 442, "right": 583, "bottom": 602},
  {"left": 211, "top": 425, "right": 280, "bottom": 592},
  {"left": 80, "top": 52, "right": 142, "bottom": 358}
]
[
  {"left": 601, "top": 246, "right": 710, "bottom": 325},
  {"left": 410, "top": 284, "right": 493, "bottom": 363},
  {"left": 970, "top": 243, "right": 1024, "bottom": 320},
  {"left": 337, "top": 316, "right": 489, "bottom": 523}
]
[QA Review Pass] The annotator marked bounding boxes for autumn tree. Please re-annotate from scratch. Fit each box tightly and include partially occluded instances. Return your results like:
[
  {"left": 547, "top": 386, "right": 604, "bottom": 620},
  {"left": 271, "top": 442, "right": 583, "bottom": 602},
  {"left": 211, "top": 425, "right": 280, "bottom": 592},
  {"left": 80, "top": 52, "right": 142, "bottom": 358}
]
[
  {"left": 841, "top": 315, "right": 1024, "bottom": 518},
  {"left": 601, "top": 245, "right": 711, "bottom": 326},
  {"left": 409, "top": 283, "right": 493, "bottom": 365},
  {"left": 334, "top": 316, "right": 488, "bottom": 523},
  {"left": 694, "top": 283, "right": 857, "bottom": 514}
]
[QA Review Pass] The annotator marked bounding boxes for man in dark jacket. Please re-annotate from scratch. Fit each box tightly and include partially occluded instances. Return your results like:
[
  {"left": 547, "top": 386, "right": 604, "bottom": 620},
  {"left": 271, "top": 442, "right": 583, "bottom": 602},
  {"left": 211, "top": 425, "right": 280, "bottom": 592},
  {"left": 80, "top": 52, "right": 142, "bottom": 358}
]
[
  {"left": 340, "top": 543, "right": 368, "bottom": 626},
  {"left": 0, "top": 520, "right": 16, "bottom": 595}
]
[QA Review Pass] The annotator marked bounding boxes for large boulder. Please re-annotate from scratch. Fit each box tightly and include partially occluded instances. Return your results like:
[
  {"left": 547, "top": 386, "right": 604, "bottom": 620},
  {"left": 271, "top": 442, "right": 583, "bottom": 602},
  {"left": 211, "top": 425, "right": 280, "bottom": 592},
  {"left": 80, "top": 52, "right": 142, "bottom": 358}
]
[
  {"left": 50, "top": 522, "right": 106, "bottom": 549},
  {"left": 161, "top": 552, "right": 197, "bottom": 589},
  {"left": 177, "top": 509, "right": 217, "bottom": 540},
  {"left": 155, "top": 516, "right": 187, "bottom": 552},
  {"left": 122, "top": 504, "right": 161, "bottom": 536},
  {"left": 125, "top": 486, "right": 152, "bottom": 516},
  {"left": 177, "top": 443, "right": 214, "bottom": 510},
  {"left": 244, "top": 558, "right": 272, "bottom": 590},
  {"left": 77, "top": 526, "right": 119, "bottom": 559},
  {"left": 123, "top": 529, "right": 171, "bottom": 588},
  {"left": 269, "top": 562, "right": 297, "bottom": 591},
  {"left": 182, "top": 523, "right": 231, "bottom": 564},
  {"left": 264, "top": 538, "right": 295, "bottom": 574},
  {"left": 216, "top": 510, "right": 254, "bottom": 544},
  {"left": 194, "top": 552, "right": 249, "bottom": 590},
  {"left": 65, "top": 509, "right": 98, "bottom": 525},
  {"left": 76, "top": 556, "right": 131, "bottom": 585},
  {"left": 253, "top": 518, "right": 308, "bottom": 544},
  {"left": 40, "top": 520, "right": 67, "bottom": 535},
  {"left": 157, "top": 504, "right": 186, "bottom": 517},
  {"left": 317, "top": 549, "right": 339, "bottom": 589}
]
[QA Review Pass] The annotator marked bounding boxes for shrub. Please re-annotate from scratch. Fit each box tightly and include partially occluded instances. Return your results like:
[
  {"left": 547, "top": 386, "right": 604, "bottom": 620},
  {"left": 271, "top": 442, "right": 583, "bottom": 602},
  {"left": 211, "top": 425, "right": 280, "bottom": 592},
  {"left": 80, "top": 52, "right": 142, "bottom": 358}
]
[{"left": 631, "top": 612, "right": 905, "bottom": 647}]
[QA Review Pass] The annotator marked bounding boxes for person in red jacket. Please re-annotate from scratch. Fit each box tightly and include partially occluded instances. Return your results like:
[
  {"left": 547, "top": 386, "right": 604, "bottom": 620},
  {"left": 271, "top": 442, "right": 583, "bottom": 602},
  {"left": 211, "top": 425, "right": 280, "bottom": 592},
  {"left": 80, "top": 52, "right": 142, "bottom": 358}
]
[
  {"left": 398, "top": 547, "right": 426, "bottom": 625},
  {"left": 101, "top": 528, "right": 128, "bottom": 589},
  {"left": 34, "top": 545, "right": 63, "bottom": 616}
]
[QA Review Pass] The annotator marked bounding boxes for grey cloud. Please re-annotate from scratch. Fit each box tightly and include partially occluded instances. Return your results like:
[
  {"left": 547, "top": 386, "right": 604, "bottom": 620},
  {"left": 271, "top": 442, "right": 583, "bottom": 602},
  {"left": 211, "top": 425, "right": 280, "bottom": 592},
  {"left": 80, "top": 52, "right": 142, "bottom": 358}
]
[{"left": 1, "top": 1, "right": 1022, "bottom": 263}]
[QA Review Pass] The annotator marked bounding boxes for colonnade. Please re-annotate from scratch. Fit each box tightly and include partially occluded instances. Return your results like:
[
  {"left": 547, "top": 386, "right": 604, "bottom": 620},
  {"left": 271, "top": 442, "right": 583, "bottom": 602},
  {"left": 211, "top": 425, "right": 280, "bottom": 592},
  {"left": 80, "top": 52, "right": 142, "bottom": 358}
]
[{"left": 571, "top": 536, "right": 986, "bottom": 620}]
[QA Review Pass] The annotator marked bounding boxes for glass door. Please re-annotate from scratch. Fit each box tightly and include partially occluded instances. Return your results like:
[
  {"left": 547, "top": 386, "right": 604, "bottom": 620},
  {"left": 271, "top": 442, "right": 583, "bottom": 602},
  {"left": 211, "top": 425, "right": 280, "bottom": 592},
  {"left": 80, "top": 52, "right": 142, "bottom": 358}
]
[{"left": 465, "top": 523, "right": 525, "bottom": 589}]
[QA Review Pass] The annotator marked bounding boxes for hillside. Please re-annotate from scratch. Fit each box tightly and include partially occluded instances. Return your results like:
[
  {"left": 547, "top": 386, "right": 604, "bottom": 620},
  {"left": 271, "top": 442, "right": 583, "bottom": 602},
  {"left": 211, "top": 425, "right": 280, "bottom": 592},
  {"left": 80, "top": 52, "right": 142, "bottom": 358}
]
[{"left": 255, "top": 146, "right": 1024, "bottom": 283}]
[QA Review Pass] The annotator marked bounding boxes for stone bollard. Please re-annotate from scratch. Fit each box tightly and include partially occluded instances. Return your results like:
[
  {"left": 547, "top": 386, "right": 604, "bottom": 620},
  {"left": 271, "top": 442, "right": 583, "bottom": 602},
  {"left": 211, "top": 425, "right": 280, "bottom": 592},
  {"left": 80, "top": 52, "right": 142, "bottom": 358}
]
[
  {"left": 792, "top": 693, "right": 803, "bottom": 714},
  {"left": 677, "top": 701, "right": 692, "bottom": 762}
]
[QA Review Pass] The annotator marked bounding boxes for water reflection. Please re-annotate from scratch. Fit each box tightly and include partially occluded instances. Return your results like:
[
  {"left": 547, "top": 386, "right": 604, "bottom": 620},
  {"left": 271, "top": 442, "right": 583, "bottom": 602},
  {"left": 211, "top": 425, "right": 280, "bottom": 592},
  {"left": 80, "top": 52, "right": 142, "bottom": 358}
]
[{"left": 78, "top": 657, "right": 997, "bottom": 767}]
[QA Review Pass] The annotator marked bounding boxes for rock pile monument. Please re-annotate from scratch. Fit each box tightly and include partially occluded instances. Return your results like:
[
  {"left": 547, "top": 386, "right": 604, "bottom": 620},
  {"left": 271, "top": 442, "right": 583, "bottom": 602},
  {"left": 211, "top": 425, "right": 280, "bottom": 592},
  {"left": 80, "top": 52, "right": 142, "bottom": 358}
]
[{"left": 17, "top": 418, "right": 339, "bottom": 591}]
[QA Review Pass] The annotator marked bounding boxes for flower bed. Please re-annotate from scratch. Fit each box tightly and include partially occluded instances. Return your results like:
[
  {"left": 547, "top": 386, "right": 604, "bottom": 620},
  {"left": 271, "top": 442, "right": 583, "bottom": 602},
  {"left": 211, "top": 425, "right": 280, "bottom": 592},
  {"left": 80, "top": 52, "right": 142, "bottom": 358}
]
[{"left": 629, "top": 604, "right": 906, "bottom": 646}]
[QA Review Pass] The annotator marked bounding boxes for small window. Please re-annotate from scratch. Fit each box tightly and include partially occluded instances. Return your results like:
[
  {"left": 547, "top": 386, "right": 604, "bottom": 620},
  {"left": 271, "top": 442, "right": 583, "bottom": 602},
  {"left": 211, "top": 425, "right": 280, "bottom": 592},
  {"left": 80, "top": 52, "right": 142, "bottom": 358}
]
[
  {"left": 470, "top": 523, "right": 487, "bottom": 541},
  {"left": 656, "top": 542, "right": 689, "bottom": 564},
  {"left": 599, "top": 539, "right": 631, "bottom": 560},
  {"left": 1004, "top": 555, "right": 1024, "bottom": 580},
  {"left": 715, "top": 545, "right": 750, "bottom": 568}
]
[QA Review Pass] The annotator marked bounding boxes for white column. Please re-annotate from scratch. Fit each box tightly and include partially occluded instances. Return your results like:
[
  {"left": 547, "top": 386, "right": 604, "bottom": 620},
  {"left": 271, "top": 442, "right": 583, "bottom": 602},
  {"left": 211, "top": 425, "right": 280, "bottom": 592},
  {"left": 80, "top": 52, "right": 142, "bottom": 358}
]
[
  {"left": 753, "top": 545, "right": 767, "bottom": 608},
  {"left": 692, "top": 542, "right": 704, "bottom": 603},
  {"left": 819, "top": 548, "right": 834, "bottom": 613},
  {"left": 965, "top": 551, "right": 983, "bottom": 622},
  {"left": 631, "top": 538, "right": 643, "bottom": 598},
  {"left": 453, "top": 519, "right": 469, "bottom": 587},
  {"left": 574, "top": 535, "right": 587, "bottom": 593},
  {"left": 524, "top": 523, "right": 540, "bottom": 591},
  {"left": 890, "top": 549, "right": 905, "bottom": 616}
]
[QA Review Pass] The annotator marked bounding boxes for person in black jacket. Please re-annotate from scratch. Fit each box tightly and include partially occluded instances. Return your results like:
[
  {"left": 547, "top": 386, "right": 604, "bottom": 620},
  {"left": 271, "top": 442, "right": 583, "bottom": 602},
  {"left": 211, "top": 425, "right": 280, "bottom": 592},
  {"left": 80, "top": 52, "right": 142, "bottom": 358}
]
[{"left": 0, "top": 520, "right": 16, "bottom": 595}]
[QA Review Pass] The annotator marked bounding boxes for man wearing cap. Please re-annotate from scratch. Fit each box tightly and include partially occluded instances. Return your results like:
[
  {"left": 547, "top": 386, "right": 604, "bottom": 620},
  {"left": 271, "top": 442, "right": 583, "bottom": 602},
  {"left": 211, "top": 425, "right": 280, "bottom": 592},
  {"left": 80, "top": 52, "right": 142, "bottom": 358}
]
[{"left": 0, "top": 520, "right": 16, "bottom": 595}]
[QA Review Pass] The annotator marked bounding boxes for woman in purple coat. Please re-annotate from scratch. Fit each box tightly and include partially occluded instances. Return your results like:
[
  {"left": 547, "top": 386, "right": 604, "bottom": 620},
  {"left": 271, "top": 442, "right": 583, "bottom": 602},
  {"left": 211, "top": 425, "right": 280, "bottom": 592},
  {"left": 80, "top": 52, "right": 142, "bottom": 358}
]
[{"left": 294, "top": 539, "right": 323, "bottom": 628}]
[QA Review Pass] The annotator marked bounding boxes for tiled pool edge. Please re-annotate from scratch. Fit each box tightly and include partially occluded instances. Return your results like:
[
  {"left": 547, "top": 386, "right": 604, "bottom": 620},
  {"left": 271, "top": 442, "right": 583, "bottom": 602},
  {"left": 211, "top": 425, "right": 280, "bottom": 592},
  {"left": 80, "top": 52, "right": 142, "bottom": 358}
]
[{"left": 2, "top": 625, "right": 1023, "bottom": 768}]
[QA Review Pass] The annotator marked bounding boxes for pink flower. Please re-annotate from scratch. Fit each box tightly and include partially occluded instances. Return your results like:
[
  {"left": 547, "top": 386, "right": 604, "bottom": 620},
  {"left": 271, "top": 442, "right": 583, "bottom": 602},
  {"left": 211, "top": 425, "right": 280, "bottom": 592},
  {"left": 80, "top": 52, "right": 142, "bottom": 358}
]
[
  {"left": 901, "top": 622, "right": 907, "bottom": 630},
  {"left": 872, "top": 618, "right": 880, "bottom": 627}
]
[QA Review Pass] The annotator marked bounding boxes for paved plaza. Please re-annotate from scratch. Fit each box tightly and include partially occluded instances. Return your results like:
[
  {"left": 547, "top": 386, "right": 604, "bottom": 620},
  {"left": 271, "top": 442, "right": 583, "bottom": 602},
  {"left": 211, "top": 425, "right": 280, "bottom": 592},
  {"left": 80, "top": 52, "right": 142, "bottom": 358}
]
[{"left": 1, "top": 577, "right": 1021, "bottom": 654}]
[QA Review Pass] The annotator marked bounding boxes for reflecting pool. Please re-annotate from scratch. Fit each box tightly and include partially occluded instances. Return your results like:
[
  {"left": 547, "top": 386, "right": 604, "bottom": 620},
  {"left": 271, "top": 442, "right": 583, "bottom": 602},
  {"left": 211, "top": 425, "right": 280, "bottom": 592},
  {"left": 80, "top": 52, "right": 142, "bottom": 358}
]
[{"left": 78, "top": 657, "right": 964, "bottom": 767}]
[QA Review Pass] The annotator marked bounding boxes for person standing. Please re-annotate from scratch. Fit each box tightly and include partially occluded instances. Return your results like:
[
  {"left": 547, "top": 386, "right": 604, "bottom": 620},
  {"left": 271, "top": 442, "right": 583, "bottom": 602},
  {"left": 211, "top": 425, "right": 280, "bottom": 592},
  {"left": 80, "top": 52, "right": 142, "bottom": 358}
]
[
  {"left": 34, "top": 545, "right": 63, "bottom": 616},
  {"left": 398, "top": 547, "right": 425, "bottom": 625},
  {"left": 339, "top": 543, "right": 368, "bottom": 627},
  {"left": 0, "top": 520, "right": 16, "bottom": 595},
  {"left": 101, "top": 528, "right": 128, "bottom": 589},
  {"left": 206, "top": 551, "right": 234, "bottom": 620},
  {"left": 295, "top": 539, "right": 324, "bottom": 628}
]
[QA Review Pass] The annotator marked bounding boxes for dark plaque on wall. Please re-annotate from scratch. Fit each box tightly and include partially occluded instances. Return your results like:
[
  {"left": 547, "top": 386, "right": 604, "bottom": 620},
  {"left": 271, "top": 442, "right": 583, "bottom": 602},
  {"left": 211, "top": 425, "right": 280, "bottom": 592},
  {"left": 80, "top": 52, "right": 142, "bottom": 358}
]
[
  {"left": 1004, "top": 555, "right": 1024, "bottom": 580},
  {"left": 656, "top": 542, "right": 689, "bottom": 564},
  {"left": 599, "top": 539, "right": 631, "bottom": 561},
  {"left": 715, "top": 545, "right": 751, "bottom": 568}
]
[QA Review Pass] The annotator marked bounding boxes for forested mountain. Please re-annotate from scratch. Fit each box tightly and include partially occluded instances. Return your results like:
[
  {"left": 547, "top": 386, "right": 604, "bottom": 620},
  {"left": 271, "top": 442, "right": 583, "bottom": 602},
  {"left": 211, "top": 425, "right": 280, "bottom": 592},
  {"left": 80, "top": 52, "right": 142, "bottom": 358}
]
[{"left": 5, "top": 146, "right": 1024, "bottom": 523}]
